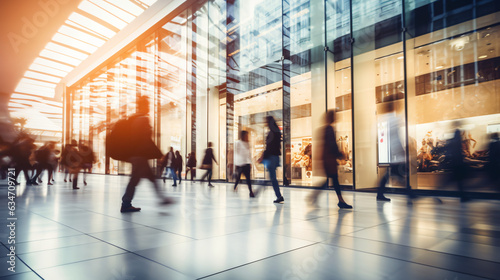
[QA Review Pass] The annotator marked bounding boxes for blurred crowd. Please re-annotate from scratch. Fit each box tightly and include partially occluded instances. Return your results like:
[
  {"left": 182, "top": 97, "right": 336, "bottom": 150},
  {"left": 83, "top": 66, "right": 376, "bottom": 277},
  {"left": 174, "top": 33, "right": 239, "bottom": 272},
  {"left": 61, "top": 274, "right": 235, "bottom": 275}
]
[{"left": 0, "top": 133, "right": 95, "bottom": 189}]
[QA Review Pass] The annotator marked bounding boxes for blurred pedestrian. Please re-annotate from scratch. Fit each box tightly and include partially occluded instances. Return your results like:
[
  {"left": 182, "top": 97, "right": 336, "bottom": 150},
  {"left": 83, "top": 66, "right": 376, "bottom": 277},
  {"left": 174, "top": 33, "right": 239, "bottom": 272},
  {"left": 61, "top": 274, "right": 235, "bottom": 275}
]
[
  {"left": 31, "top": 142, "right": 56, "bottom": 185},
  {"left": 175, "top": 150, "right": 183, "bottom": 184},
  {"left": 160, "top": 147, "right": 178, "bottom": 186},
  {"left": 376, "top": 103, "right": 406, "bottom": 202},
  {"left": 66, "top": 141, "right": 82, "bottom": 190},
  {"left": 446, "top": 121, "right": 468, "bottom": 201},
  {"left": 200, "top": 142, "right": 217, "bottom": 187},
  {"left": 258, "top": 116, "right": 284, "bottom": 204},
  {"left": 185, "top": 152, "right": 196, "bottom": 181},
  {"left": 11, "top": 134, "right": 36, "bottom": 185},
  {"left": 61, "top": 141, "right": 77, "bottom": 183},
  {"left": 119, "top": 96, "right": 174, "bottom": 212},
  {"left": 307, "top": 110, "right": 352, "bottom": 208},
  {"left": 233, "top": 130, "right": 256, "bottom": 197},
  {"left": 80, "top": 142, "right": 95, "bottom": 186},
  {"left": 487, "top": 132, "right": 500, "bottom": 187}
]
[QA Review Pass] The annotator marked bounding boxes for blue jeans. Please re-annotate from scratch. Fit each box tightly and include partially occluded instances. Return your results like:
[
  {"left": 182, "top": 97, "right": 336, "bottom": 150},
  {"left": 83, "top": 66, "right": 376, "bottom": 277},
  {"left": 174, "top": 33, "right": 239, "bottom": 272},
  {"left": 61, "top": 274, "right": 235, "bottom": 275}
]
[
  {"left": 167, "top": 167, "right": 177, "bottom": 185},
  {"left": 265, "top": 155, "right": 282, "bottom": 198}
]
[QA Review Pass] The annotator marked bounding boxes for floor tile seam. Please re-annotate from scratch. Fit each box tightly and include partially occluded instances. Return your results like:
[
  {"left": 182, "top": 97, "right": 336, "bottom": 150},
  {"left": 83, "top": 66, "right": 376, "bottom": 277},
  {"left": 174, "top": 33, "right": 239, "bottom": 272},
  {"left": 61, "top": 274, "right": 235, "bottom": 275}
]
[
  {"left": 321, "top": 242, "right": 497, "bottom": 279},
  {"left": 8, "top": 233, "right": 86, "bottom": 244},
  {"left": 17, "top": 211, "right": 154, "bottom": 253},
  {"left": 322, "top": 235, "right": 500, "bottom": 265},
  {"left": 346, "top": 224, "right": 457, "bottom": 240},
  {"left": 195, "top": 242, "right": 322, "bottom": 280},
  {"left": 141, "top": 225, "right": 201, "bottom": 240},
  {"left": 15, "top": 239, "right": 102, "bottom": 255},
  {"left": 26, "top": 252, "right": 129, "bottom": 274},
  {"left": 3, "top": 248, "right": 45, "bottom": 280}
]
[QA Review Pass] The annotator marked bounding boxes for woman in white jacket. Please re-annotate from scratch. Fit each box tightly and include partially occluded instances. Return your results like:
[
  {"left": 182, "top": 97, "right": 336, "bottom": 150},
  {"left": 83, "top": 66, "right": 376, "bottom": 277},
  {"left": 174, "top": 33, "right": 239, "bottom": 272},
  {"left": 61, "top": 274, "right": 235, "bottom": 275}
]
[{"left": 233, "top": 130, "right": 255, "bottom": 197}]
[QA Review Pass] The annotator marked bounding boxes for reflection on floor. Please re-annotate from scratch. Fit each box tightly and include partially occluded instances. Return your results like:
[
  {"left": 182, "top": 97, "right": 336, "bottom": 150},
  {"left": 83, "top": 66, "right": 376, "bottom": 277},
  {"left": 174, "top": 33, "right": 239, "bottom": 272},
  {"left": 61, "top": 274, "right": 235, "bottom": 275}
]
[{"left": 1, "top": 173, "right": 500, "bottom": 279}]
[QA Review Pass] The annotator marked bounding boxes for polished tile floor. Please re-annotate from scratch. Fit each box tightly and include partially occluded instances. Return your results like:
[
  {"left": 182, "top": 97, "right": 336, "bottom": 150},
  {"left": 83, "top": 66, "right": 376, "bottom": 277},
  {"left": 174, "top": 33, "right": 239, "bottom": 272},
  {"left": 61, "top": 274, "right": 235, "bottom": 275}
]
[{"left": 1, "top": 173, "right": 500, "bottom": 280}]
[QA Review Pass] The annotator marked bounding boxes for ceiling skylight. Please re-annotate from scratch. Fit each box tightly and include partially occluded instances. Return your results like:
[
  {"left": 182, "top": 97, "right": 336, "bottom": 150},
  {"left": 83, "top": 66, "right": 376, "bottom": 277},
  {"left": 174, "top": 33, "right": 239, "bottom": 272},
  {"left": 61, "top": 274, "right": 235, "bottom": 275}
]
[{"left": 9, "top": 0, "right": 158, "bottom": 133}]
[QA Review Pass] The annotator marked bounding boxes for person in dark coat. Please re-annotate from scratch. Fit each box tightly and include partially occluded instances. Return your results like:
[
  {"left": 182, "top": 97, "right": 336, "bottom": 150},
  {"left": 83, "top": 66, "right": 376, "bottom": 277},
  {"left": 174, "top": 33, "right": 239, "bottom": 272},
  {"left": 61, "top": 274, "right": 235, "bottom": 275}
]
[
  {"left": 79, "top": 142, "right": 95, "bottom": 186},
  {"left": 11, "top": 134, "right": 36, "bottom": 185},
  {"left": 185, "top": 152, "right": 196, "bottom": 181},
  {"left": 259, "top": 116, "right": 284, "bottom": 203},
  {"left": 175, "top": 150, "right": 183, "bottom": 184},
  {"left": 200, "top": 142, "right": 217, "bottom": 187},
  {"left": 120, "top": 96, "right": 173, "bottom": 213},
  {"left": 446, "top": 121, "right": 468, "bottom": 201},
  {"left": 307, "top": 111, "right": 352, "bottom": 208},
  {"left": 31, "top": 142, "right": 56, "bottom": 185}
]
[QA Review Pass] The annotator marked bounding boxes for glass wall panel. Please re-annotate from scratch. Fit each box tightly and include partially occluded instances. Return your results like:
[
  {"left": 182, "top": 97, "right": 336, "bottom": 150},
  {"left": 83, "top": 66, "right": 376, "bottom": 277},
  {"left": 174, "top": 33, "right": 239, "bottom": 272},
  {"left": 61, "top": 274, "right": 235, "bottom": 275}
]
[
  {"left": 190, "top": 4, "right": 209, "bottom": 179},
  {"left": 159, "top": 12, "right": 188, "bottom": 176},
  {"left": 405, "top": 0, "right": 500, "bottom": 192},
  {"left": 326, "top": 0, "right": 353, "bottom": 187},
  {"left": 228, "top": 0, "right": 284, "bottom": 182},
  {"left": 63, "top": 0, "right": 500, "bottom": 196},
  {"left": 106, "top": 62, "right": 120, "bottom": 175},
  {"left": 352, "top": 0, "right": 404, "bottom": 190},
  {"left": 89, "top": 73, "right": 107, "bottom": 174},
  {"left": 208, "top": 0, "right": 226, "bottom": 180},
  {"left": 287, "top": 0, "right": 325, "bottom": 186}
]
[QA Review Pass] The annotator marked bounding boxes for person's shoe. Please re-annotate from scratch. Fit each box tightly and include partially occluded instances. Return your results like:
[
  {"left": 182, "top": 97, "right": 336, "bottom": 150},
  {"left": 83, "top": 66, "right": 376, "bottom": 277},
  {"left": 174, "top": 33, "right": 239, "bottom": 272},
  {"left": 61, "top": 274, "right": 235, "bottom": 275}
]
[
  {"left": 250, "top": 192, "right": 255, "bottom": 198},
  {"left": 47, "top": 182, "right": 53, "bottom": 186},
  {"left": 208, "top": 184, "right": 214, "bottom": 187},
  {"left": 64, "top": 179, "right": 67, "bottom": 182},
  {"left": 159, "top": 197, "right": 175, "bottom": 205},
  {"left": 172, "top": 184, "right": 177, "bottom": 187},
  {"left": 338, "top": 202, "right": 353, "bottom": 209},
  {"left": 84, "top": 181, "right": 87, "bottom": 186},
  {"left": 73, "top": 187, "right": 80, "bottom": 190},
  {"left": 120, "top": 205, "right": 141, "bottom": 213},
  {"left": 273, "top": 196, "right": 285, "bottom": 204},
  {"left": 163, "top": 178, "right": 166, "bottom": 183},
  {"left": 377, "top": 196, "right": 391, "bottom": 202}
]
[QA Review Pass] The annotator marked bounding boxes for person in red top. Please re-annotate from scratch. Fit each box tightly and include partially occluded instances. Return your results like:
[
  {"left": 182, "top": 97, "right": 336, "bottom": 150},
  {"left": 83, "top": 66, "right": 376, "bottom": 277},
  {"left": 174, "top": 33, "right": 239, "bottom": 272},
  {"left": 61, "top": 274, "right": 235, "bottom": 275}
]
[{"left": 120, "top": 96, "right": 174, "bottom": 213}]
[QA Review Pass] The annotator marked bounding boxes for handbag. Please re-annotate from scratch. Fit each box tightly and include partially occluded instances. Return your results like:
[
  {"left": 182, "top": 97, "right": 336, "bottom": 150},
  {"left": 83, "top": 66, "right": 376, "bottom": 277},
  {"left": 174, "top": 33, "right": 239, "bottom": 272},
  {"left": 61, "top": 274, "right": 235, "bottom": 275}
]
[{"left": 200, "top": 164, "right": 211, "bottom": 170}]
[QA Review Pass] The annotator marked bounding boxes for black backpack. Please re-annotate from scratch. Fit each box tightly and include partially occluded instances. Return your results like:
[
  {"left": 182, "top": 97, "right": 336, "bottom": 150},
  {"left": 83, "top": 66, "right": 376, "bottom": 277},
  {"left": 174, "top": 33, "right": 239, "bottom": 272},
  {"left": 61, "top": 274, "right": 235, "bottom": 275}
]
[{"left": 106, "top": 117, "right": 135, "bottom": 161}]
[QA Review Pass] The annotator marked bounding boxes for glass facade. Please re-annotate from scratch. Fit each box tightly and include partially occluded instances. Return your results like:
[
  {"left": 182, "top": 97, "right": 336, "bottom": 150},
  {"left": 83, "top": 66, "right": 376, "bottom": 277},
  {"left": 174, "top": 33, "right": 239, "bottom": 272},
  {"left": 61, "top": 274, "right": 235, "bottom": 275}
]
[{"left": 65, "top": 0, "right": 500, "bottom": 192}]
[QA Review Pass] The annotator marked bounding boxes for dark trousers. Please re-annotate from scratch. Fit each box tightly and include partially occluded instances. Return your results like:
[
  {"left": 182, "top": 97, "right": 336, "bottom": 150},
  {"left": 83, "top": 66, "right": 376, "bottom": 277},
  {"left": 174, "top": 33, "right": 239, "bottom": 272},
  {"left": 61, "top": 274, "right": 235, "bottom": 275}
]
[
  {"left": 176, "top": 169, "right": 182, "bottom": 183},
  {"left": 323, "top": 173, "right": 342, "bottom": 197},
  {"left": 234, "top": 164, "right": 253, "bottom": 193},
  {"left": 122, "top": 157, "right": 163, "bottom": 207},
  {"left": 201, "top": 168, "right": 213, "bottom": 184},
  {"left": 185, "top": 167, "right": 195, "bottom": 180},
  {"left": 377, "top": 163, "right": 405, "bottom": 197},
  {"left": 32, "top": 162, "right": 54, "bottom": 182},
  {"left": 267, "top": 155, "right": 282, "bottom": 198}
]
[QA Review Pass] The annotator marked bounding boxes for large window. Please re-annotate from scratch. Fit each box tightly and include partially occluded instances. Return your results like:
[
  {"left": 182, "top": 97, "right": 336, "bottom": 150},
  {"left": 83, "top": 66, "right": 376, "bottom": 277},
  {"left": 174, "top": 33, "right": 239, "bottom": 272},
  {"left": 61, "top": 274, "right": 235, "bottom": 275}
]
[{"left": 64, "top": 0, "right": 500, "bottom": 194}]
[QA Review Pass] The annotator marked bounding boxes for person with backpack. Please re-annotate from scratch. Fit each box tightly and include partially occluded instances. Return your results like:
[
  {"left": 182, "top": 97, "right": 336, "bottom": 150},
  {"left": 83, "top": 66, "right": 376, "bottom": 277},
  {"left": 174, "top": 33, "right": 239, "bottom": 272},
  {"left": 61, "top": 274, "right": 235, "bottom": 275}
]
[{"left": 110, "top": 95, "right": 174, "bottom": 213}]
